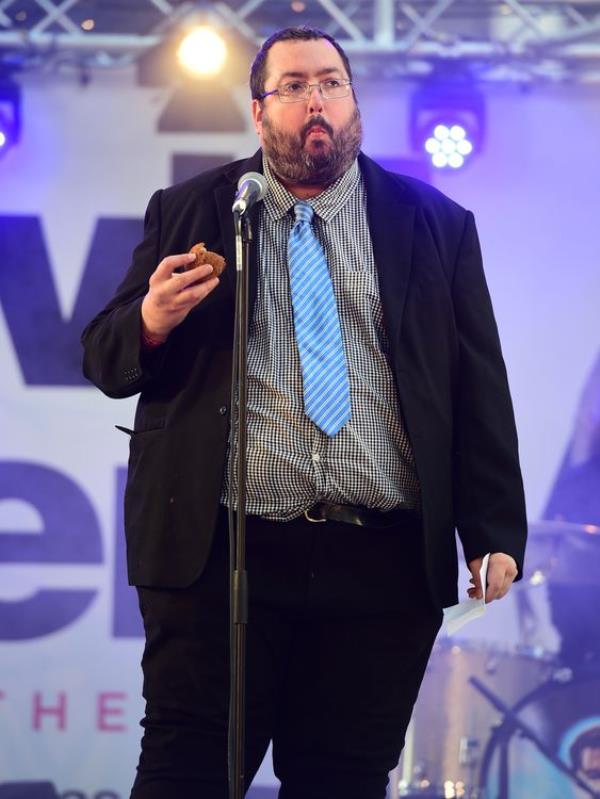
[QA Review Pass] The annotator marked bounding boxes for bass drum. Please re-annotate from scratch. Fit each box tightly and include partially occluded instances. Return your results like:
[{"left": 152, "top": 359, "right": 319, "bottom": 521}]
[
  {"left": 400, "top": 639, "right": 553, "bottom": 797},
  {"left": 479, "top": 666, "right": 600, "bottom": 799}
]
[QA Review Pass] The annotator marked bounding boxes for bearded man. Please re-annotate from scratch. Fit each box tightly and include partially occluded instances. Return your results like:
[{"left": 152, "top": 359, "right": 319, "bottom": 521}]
[{"left": 82, "top": 25, "right": 526, "bottom": 799}]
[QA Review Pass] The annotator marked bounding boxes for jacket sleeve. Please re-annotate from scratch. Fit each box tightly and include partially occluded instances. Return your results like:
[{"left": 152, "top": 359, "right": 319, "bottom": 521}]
[
  {"left": 81, "top": 189, "right": 170, "bottom": 398},
  {"left": 451, "top": 210, "right": 527, "bottom": 578}
]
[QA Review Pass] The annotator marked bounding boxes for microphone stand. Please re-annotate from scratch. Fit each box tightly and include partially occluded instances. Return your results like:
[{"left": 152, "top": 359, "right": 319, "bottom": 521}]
[{"left": 228, "top": 208, "right": 252, "bottom": 799}]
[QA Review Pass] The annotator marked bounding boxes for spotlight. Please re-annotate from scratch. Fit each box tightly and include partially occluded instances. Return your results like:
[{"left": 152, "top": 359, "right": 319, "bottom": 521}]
[
  {"left": 176, "top": 26, "right": 227, "bottom": 78},
  {"left": 136, "top": 20, "right": 251, "bottom": 134},
  {"left": 0, "top": 80, "right": 21, "bottom": 159},
  {"left": 424, "top": 122, "right": 474, "bottom": 170},
  {"left": 410, "top": 84, "right": 485, "bottom": 171},
  {"left": 137, "top": 21, "right": 253, "bottom": 88}
]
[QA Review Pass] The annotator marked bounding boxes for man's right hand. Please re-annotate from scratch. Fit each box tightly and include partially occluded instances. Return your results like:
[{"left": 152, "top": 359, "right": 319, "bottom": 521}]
[{"left": 140, "top": 252, "right": 221, "bottom": 342}]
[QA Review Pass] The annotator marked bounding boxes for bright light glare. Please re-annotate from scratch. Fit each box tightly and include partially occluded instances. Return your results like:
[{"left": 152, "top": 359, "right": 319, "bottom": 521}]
[
  {"left": 530, "top": 569, "right": 546, "bottom": 586},
  {"left": 177, "top": 27, "right": 227, "bottom": 77},
  {"left": 0, "top": 131, "right": 5, "bottom": 148},
  {"left": 450, "top": 124, "right": 466, "bottom": 141},
  {"left": 425, "top": 122, "right": 474, "bottom": 169}
]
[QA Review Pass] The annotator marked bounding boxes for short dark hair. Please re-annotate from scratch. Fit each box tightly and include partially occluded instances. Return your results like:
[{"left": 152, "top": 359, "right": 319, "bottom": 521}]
[{"left": 249, "top": 26, "right": 353, "bottom": 100}]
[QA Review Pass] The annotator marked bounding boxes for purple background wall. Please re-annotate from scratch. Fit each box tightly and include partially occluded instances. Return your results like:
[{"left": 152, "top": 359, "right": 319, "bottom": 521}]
[{"left": 1, "top": 68, "right": 599, "bottom": 796}]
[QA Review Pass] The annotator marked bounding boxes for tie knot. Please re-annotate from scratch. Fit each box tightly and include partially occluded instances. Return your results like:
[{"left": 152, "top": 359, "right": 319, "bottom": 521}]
[{"left": 293, "top": 201, "right": 314, "bottom": 225}]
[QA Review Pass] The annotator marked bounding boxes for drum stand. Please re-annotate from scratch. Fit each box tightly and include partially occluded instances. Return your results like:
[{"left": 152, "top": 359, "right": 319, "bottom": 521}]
[
  {"left": 388, "top": 720, "right": 415, "bottom": 798},
  {"left": 470, "top": 676, "right": 600, "bottom": 799}
]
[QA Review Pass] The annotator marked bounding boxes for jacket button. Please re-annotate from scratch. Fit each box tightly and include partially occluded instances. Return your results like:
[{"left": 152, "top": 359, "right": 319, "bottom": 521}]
[{"left": 219, "top": 405, "right": 227, "bottom": 415}]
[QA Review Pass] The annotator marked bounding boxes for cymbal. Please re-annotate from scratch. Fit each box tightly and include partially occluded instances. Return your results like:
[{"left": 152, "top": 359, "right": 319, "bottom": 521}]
[
  {"left": 527, "top": 520, "right": 600, "bottom": 539},
  {"left": 523, "top": 519, "right": 600, "bottom": 587}
]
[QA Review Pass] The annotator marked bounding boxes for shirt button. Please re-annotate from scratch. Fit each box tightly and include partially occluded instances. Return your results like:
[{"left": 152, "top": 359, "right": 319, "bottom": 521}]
[
  {"left": 312, "top": 453, "right": 321, "bottom": 463},
  {"left": 219, "top": 405, "right": 228, "bottom": 415}
]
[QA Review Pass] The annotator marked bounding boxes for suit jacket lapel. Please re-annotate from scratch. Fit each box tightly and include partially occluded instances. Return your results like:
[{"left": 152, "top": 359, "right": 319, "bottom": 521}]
[
  {"left": 359, "top": 153, "right": 416, "bottom": 362},
  {"left": 214, "top": 150, "right": 263, "bottom": 320}
]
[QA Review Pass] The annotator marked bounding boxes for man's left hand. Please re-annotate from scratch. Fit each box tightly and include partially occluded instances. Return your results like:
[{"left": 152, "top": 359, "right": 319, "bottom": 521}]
[{"left": 467, "top": 553, "right": 518, "bottom": 603}]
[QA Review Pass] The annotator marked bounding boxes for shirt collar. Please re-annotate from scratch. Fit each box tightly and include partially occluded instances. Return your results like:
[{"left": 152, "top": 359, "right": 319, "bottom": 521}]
[{"left": 262, "top": 153, "right": 360, "bottom": 224}]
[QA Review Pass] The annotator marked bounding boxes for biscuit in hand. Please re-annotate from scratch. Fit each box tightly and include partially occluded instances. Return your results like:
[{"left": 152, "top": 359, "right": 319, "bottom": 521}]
[{"left": 187, "top": 242, "right": 226, "bottom": 278}]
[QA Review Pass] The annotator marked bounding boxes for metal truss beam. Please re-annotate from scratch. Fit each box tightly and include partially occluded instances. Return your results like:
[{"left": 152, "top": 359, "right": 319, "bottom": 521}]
[{"left": 1, "top": 0, "right": 600, "bottom": 83}]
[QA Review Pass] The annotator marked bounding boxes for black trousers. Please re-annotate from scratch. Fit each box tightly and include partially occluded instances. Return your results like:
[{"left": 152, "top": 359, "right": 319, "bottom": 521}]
[{"left": 130, "top": 508, "right": 442, "bottom": 799}]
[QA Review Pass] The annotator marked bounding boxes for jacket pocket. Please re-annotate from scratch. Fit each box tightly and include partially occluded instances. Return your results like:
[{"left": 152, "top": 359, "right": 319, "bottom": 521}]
[
  {"left": 115, "top": 425, "right": 134, "bottom": 436},
  {"left": 115, "top": 419, "right": 166, "bottom": 436}
]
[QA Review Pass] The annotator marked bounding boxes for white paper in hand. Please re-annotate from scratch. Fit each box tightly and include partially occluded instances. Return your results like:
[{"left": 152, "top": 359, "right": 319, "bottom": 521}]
[{"left": 443, "top": 552, "right": 490, "bottom": 635}]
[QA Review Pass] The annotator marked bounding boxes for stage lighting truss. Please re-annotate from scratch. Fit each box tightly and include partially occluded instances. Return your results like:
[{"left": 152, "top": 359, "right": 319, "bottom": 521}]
[
  {"left": 0, "top": 80, "right": 21, "bottom": 158},
  {"left": 1, "top": 0, "right": 600, "bottom": 83}
]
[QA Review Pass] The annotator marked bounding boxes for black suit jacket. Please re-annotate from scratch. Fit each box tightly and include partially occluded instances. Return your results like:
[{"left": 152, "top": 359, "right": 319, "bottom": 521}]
[{"left": 82, "top": 150, "right": 527, "bottom": 609}]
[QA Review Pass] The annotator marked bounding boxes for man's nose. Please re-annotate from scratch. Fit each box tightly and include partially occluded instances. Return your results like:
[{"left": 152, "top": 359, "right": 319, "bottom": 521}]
[{"left": 307, "top": 84, "right": 324, "bottom": 113}]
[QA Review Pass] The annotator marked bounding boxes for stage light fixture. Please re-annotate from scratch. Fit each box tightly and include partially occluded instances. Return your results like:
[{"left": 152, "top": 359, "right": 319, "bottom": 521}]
[
  {"left": 424, "top": 122, "right": 474, "bottom": 170},
  {"left": 137, "top": 19, "right": 253, "bottom": 88},
  {"left": 410, "top": 84, "right": 485, "bottom": 172},
  {"left": 0, "top": 80, "right": 21, "bottom": 159},
  {"left": 176, "top": 26, "right": 227, "bottom": 78},
  {"left": 136, "top": 18, "right": 252, "bottom": 134}
]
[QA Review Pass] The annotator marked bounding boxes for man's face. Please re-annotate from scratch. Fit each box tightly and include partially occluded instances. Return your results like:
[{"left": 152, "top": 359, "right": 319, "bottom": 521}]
[{"left": 252, "top": 38, "right": 362, "bottom": 186}]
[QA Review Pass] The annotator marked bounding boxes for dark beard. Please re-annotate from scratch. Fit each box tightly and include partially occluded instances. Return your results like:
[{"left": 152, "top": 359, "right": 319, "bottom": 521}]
[{"left": 262, "top": 107, "right": 362, "bottom": 186}]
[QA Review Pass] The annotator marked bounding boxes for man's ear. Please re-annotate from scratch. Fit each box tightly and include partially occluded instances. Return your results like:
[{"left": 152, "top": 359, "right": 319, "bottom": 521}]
[{"left": 251, "top": 98, "right": 263, "bottom": 136}]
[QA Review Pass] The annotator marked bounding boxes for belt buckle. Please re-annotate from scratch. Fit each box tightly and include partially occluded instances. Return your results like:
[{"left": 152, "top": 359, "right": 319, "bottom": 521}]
[{"left": 304, "top": 506, "right": 327, "bottom": 523}]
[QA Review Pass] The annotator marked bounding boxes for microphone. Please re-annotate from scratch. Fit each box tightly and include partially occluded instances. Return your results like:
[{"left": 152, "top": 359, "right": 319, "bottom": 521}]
[{"left": 232, "top": 171, "right": 268, "bottom": 215}]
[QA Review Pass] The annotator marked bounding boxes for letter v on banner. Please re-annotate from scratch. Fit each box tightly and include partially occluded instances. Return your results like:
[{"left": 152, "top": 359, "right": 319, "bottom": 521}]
[{"left": 0, "top": 215, "right": 143, "bottom": 385}]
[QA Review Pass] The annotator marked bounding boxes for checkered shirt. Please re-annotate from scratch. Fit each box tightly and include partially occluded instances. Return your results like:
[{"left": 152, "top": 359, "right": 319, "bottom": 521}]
[{"left": 221, "top": 156, "right": 420, "bottom": 519}]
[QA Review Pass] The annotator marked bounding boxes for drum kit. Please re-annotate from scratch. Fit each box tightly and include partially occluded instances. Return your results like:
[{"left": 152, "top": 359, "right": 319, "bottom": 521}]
[{"left": 390, "top": 520, "right": 600, "bottom": 799}]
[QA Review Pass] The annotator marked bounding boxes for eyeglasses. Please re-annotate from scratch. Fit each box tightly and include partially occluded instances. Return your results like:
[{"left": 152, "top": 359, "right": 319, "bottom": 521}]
[{"left": 258, "top": 79, "right": 352, "bottom": 103}]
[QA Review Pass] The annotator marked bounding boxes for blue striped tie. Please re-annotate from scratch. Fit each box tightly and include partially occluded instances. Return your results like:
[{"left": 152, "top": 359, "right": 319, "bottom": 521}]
[{"left": 287, "top": 201, "right": 351, "bottom": 437}]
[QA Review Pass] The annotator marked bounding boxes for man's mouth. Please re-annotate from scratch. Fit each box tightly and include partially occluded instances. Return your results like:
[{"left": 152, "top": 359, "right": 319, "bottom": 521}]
[{"left": 302, "top": 119, "right": 333, "bottom": 143}]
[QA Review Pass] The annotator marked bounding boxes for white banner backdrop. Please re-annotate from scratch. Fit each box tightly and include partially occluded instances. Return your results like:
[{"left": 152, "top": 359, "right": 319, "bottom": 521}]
[{"left": 1, "top": 67, "right": 599, "bottom": 798}]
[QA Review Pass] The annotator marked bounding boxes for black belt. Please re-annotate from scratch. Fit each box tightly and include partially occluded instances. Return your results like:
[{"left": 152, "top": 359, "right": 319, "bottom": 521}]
[{"left": 303, "top": 502, "right": 418, "bottom": 528}]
